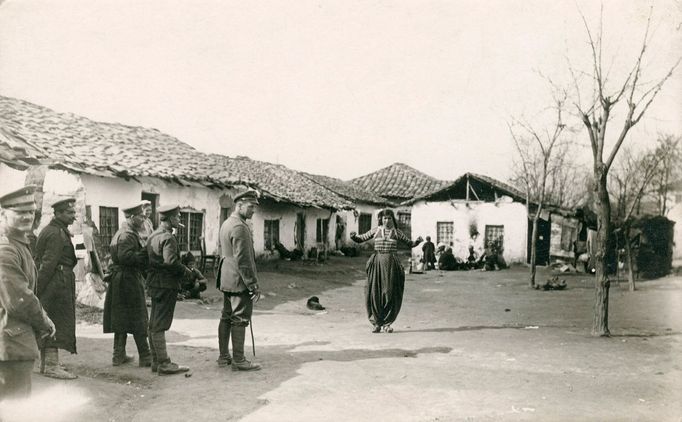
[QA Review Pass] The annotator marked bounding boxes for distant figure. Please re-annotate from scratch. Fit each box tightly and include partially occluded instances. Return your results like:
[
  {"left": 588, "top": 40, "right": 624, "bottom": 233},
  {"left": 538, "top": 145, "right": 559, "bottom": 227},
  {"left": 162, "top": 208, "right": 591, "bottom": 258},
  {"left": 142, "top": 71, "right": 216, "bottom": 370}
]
[
  {"left": 421, "top": 236, "right": 436, "bottom": 270},
  {"left": 120, "top": 200, "right": 155, "bottom": 247},
  {"left": 350, "top": 209, "right": 423, "bottom": 334},
  {"left": 0, "top": 186, "right": 55, "bottom": 399},
  {"left": 438, "top": 246, "right": 458, "bottom": 271},
  {"left": 179, "top": 252, "right": 207, "bottom": 300}
]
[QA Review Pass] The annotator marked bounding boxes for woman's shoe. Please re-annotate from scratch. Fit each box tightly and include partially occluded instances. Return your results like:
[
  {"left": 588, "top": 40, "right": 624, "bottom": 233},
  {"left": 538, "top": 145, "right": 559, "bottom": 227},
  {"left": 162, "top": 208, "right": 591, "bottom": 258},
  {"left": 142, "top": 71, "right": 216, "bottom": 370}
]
[
  {"left": 383, "top": 325, "right": 394, "bottom": 333},
  {"left": 371, "top": 325, "right": 381, "bottom": 333}
]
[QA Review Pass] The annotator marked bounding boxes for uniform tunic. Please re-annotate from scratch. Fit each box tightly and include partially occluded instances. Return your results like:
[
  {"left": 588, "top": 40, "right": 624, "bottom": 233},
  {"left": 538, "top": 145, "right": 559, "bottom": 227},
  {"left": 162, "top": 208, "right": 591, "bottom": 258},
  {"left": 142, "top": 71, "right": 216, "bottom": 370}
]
[
  {"left": 0, "top": 231, "right": 53, "bottom": 361},
  {"left": 352, "top": 227, "right": 416, "bottom": 327},
  {"left": 146, "top": 225, "right": 192, "bottom": 331},
  {"left": 0, "top": 230, "right": 53, "bottom": 399},
  {"left": 34, "top": 219, "right": 77, "bottom": 353},
  {"left": 216, "top": 213, "right": 259, "bottom": 326},
  {"left": 103, "top": 228, "right": 149, "bottom": 334}
]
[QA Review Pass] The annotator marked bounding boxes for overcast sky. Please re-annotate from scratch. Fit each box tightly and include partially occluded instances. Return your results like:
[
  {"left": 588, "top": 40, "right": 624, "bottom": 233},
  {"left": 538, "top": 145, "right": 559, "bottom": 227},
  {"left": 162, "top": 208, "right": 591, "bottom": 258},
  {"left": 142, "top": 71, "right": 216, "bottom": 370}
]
[{"left": 0, "top": 0, "right": 680, "bottom": 182}]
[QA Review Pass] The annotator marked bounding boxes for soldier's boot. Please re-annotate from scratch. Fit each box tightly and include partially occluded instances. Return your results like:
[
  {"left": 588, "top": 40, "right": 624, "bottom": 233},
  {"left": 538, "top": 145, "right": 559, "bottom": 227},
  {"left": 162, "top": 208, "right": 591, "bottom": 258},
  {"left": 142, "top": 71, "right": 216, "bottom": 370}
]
[
  {"left": 41, "top": 348, "right": 78, "bottom": 380},
  {"left": 148, "top": 329, "right": 158, "bottom": 372},
  {"left": 134, "top": 334, "right": 152, "bottom": 367},
  {"left": 152, "top": 331, "right": 189, "bottom": 376},
  {"left": 216, "top": 319, "right": 232, "bottom": 367},
  {"left": 112, "top": 333, "right": 134, "bottom": 366},
  {"left": 231, "top": 325, "right": 261, "bottom": 372}
]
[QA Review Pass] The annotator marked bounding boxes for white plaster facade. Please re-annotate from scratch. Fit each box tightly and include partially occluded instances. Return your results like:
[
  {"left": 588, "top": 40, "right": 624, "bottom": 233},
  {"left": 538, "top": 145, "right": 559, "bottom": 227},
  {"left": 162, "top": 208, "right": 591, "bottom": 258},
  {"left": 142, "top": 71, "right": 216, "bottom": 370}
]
[
  {"left": 410, "top": 198, "right": 528, "bottom": 263},
  {"left": 549, "top": 213, "right": 579, "bottom": 260},
  {"left": 336, "top": 203, "right": 382, "bottom": 248}
]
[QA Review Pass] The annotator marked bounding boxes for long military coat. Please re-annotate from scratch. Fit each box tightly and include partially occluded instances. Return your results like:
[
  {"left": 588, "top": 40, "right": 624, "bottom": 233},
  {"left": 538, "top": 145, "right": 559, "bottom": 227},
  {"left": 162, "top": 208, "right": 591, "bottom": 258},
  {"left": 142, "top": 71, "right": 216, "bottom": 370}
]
[
  {"left": 146, "top": 225, "right": 192, "bottom": 290},
  {"left": 0, "top": 230, "right": 53, "bottom": 361},
  {"left": 103, "top": 228, "right": 149, "bottom": 334},
  {"left": 217, "top": 214, "right": 258, "bottom": 293},
  {"left": 34, "top": 218, "right": 77, "bottom": 353}
]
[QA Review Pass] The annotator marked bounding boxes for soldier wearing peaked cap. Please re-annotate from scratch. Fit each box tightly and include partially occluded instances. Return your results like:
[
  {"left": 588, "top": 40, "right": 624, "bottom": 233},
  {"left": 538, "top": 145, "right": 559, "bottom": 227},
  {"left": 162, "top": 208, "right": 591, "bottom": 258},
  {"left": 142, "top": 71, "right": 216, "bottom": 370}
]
[
  {"left": 0, "top": 186, "right": 56, "bottom": 399},
  {"left": 216, "top": 189, "right": 262, "bottom": 371},
  {"left": 102, "top": 204, "right": 152, "bottom": 368},
  {"left": 34, "top": 196, "right": 79, "bottom": 379},
  {"left": 145, "top": 205, "right": 192, "bottom": 375}
]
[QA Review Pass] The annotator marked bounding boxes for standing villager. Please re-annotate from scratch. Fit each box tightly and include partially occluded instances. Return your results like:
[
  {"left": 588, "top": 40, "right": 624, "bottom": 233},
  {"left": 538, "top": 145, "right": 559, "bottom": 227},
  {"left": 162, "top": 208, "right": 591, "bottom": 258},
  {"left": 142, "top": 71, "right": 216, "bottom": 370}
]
[
  {"left": 421, "top": 236, "right": 436, "bottom": 270},
  {"left": 0, "top": 186, "right": 55, "bottom": 400},
  {"left": 34, "top": 197, "right": 78, "bottom": 380},
  {"left": 146, "top": 205, "right": 192, "bottom": 375},
  {"left": 120, "top": 200, "right": 155, "bottom": 247},
  {"left": 350, "top": 209, "right": 423, "bottom": 333},
  {"left": 216, "top": 189, "right": 262, "bottom": 371},
  {"left": 103, "top": 204, "right": 152, "bottom": 367}
]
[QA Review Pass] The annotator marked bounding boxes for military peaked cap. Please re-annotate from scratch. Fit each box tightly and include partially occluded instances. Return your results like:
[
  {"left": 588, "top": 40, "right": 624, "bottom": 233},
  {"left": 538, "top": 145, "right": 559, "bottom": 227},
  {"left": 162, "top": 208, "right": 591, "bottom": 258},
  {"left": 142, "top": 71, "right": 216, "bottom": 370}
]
[
  {"left": 140, "top": 200, "right": 152, "bottom": 207},
  {"left": 233, "top": 188, "right": 260, "bottom": 204},
  {"left": 158, "top": 204, "right": 180, "bottom": 216},
  {"left": 122, "top": 204, "right": 144, "bottom": 217},
  {"left": 0, "top": 185, "right": 37, "bottom": 211},
  {"left": 52, "top": 197, "right": 76, "bottom": 212}
]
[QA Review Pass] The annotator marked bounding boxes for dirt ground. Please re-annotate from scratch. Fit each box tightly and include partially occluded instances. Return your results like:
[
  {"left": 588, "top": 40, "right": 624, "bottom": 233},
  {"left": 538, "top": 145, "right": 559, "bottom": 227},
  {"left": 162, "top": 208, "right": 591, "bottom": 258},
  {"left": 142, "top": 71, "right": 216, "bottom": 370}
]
[{"left": 1, "top": 256, "right": 681, "bottom": 422}]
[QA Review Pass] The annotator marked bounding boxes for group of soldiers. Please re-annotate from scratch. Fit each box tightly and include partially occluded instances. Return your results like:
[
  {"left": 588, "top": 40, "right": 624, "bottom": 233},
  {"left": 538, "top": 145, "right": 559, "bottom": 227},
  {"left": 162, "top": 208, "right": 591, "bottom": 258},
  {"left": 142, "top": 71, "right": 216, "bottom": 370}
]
[{"left": 0, "top": 185, "right": 263, "bottom": 401}]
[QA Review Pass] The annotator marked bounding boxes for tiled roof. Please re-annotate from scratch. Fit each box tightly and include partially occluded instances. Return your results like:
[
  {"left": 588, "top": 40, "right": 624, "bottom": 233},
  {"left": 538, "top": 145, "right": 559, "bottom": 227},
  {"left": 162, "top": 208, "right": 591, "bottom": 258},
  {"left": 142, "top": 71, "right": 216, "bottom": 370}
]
[
  {"left": 210, "top": 155, "right": 353, "bottom": 210},
  {"left": 0, "top": 126, "right": 46, "bottom": 168},
  {"left": 405, "top": 172, "right": 527, "bottom": 204},
  {"left": 300, "top": 172, "right": 392, "bottom": 206},
  {"left": 349, "top": 162, "right": 450, "bottom": 201},
  {"left": 0, "top": 95, "right": 224, "bottom": 185},
  {"left": 0, "top": 95, "right": 351, "bottom": 209}
]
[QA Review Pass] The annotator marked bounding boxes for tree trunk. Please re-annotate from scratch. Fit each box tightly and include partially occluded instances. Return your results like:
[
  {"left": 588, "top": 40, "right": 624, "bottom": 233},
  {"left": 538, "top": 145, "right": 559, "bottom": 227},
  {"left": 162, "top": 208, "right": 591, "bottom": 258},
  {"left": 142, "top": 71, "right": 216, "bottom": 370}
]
[
  {"left": 592, "top": 167, "right": 611, "bottom": 337},
  {"left": 529, "top": 214, "right": 539, "bottom": 288},
  {"left": 624, "top": 225, "right": 636, "bottom": 291}
]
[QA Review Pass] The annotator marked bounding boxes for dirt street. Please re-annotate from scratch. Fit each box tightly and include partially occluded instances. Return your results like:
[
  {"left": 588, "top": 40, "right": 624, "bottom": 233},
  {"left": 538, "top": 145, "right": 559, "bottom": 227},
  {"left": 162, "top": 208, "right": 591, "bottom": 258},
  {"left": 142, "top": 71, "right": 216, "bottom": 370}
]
[{"left": 2, "top": 257, "right": 681, "bottom": 421}]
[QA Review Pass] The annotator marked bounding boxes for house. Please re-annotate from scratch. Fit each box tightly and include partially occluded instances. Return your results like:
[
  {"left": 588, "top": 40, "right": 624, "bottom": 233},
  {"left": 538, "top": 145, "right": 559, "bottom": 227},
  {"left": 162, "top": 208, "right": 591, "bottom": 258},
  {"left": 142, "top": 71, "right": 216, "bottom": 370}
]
[
  {"left": 349, "top": 162, "right": 450, "bottom": 237},
  {"left": 404, "top": 172, "right": 579, "bottom": 265},
  {"left": 665, "top": 180, "right": 682, "bottom": 267},
  {"left": 301, "top": 172, "right": 392, "bottom": 249},
  {"left": 0, "top": 95, "right": 352, "bottom": 263}
]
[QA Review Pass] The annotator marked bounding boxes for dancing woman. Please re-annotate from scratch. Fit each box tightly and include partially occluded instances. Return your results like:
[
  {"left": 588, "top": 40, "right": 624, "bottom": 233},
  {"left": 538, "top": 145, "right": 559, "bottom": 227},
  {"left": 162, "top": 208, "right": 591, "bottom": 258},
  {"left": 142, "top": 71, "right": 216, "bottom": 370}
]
[{"left": 350, "top": 209, "right": 422, "bottom": 333}]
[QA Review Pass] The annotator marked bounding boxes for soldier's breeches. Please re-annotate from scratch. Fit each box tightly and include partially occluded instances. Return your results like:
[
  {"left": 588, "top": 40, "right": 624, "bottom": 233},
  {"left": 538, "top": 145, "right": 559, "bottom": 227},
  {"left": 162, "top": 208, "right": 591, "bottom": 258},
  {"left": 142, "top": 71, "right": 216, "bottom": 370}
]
[
  {"left": 221, "top": 292, "right": 253, "bottom": 327},
  {"left": 148, "top": 288, "right": 177, "bottom": 332}
]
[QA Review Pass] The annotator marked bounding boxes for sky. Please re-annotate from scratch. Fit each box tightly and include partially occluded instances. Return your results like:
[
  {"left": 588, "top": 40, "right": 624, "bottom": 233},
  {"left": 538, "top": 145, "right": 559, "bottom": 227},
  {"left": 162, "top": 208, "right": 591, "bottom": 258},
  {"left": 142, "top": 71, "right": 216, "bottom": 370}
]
[{"left": 0, "top": 0, "right": 680, "bottom": 182}]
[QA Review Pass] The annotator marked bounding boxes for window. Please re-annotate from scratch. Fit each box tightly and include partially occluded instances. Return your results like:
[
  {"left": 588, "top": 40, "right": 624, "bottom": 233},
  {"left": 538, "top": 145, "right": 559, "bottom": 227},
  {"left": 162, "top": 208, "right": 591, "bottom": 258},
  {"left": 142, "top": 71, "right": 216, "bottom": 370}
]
[
  {"left": 397, "top": 212, "right": 411, "bottom": 227},
  {"left": 560, "top": 225, "right": 576, "bottom": 252},
  {"left": 316, "top": 218, "right": 329, "bottom": 243},
  {"left": 436, "top": 222, "right": 454, "bottom": 245},
  {"left": 99, "top": 206, "right": 119, "bottom": 255},
  {"left": 485, "top": 225, "right": 504, "bottom": 249},
  {"left": 177, "top": 211, "right": 204, "bottom": 252},
  {"left": 264, "top": 220, "right": 280, "bottom": 250},
  {"left": 358, "top": 213, "right": 372, "bottom": 234}
]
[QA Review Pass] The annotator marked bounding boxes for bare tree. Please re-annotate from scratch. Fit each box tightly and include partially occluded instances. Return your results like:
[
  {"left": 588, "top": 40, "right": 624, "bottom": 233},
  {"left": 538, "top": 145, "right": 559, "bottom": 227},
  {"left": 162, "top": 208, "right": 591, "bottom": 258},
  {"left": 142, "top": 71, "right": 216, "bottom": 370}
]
[
  {"left": 647, "top": 134, "right": 682, "bottom": 216},
  {"left": 568, "top": 6, "right": 681, "bottom": 336},
  {"left": 509, "top": 86, "right": 569, "bottom": 288}
]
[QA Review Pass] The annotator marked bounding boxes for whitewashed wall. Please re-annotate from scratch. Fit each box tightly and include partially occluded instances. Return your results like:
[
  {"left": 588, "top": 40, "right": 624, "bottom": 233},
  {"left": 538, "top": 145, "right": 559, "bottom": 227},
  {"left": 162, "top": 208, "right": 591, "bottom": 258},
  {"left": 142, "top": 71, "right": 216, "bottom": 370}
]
[
  {"left": 338, "top": 203, "right": 382, "bottom": 247},
  {"left": 550, "top": 214, "right": 579, "bottom": 259},
  {"left": 669, "top": 202, "right": 682, "bottom": 264},
  {"left": 0, "top": 163, "right": 27, "bottom": 196},
  {"left": 410, "top": 198, "right": 528, "bottom": 263}
]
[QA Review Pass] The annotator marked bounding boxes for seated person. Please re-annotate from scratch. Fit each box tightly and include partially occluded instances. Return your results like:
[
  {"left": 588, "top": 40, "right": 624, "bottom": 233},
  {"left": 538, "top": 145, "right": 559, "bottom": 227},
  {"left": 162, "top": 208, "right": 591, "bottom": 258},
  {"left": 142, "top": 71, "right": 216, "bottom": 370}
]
[
  {"left": 438, "top": 246, "right": 459, "bottom": 271},
  {"left": 179, "top": 252, "right": 208, "bottom": 300}
]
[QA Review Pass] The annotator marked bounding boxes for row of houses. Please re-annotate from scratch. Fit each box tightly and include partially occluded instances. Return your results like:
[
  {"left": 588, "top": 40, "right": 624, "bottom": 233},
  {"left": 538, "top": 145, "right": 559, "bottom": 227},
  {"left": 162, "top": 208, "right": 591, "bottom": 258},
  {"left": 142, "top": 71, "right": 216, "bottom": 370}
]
[{"left": 1, "top": 94, "right": 589, "bottom": 268}]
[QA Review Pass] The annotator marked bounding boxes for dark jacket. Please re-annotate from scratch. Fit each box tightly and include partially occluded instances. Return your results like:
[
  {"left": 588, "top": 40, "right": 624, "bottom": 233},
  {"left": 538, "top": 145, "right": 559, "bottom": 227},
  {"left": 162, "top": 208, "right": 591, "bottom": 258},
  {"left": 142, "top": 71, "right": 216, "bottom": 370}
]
[
  {"left": 103, "top": 228, "right": 149, "bottom": 334},
  {"left": 0, "top": 230, "right": 53, "bottom": 361},
  {"left": 146, "top": 225, "right": 192, "bottom": 290},
  {"left": 217, "top": 214, "right": 258, "bottom": 293},
  {"left": 34, "top": 218, "right": 77, "bottom": 353}
]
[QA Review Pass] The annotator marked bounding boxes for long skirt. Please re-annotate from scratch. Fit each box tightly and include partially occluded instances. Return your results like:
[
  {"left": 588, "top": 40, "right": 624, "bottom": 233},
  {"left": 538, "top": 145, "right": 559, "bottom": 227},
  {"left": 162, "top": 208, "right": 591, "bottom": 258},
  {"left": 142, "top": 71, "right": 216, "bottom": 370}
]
[{"left": 365, "top": 252, "right": 405, "bottom": 327}]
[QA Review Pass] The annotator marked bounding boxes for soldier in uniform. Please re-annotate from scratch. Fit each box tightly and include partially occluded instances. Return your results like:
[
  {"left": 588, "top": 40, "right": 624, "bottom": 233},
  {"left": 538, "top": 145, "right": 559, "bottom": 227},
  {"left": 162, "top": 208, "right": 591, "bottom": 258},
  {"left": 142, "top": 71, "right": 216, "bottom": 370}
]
[
  {"left": 146, "top": 205, "right": 192, "bottom": 375},
  {"left": 0, "top": 186, "right": 55, "bottom": 400},
  {"left": 216, "top": 189, "right": 262, "bottom": 371},
  {"left": 34, "top": 197, "right": 78, "bottom": 379},
  {"left": 103, "top": 204, "right": 152, "bottom": 367}
]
